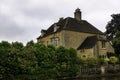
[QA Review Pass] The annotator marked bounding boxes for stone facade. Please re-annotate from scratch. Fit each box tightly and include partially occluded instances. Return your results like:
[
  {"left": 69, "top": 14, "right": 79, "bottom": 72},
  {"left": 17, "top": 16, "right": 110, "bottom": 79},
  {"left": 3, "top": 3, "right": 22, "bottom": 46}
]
[
  {"left": 38, "top": 30, "right": 114, "bottom": 57},
  {"left": 37, "top": 8, "right": 114, "bottom": 57}
]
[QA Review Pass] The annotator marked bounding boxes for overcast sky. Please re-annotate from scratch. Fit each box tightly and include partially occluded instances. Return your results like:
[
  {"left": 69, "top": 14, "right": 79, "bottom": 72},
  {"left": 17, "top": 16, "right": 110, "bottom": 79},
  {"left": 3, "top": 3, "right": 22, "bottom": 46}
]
[{"left": 0, "top": 0, "right": 120, "bottom": 44}]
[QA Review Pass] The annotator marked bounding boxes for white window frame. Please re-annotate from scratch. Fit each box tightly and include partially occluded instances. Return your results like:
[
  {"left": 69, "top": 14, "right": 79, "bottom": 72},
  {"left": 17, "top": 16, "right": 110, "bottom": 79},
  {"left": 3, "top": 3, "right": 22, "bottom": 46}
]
[{"left": 51, "top": 38, "right": 59, "bottom": 46}]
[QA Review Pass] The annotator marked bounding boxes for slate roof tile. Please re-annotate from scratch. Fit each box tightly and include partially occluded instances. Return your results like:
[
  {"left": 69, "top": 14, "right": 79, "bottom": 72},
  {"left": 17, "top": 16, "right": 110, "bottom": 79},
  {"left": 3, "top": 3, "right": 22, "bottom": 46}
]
[{"left": 37, "top": 17, "right": 104, "bottom": 39}]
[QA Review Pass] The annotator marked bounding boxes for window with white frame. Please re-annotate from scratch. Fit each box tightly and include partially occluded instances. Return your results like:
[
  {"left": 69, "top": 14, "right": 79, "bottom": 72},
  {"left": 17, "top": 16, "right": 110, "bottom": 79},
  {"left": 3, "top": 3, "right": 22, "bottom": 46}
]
[
  {"left": 51, "top": 38, "right": 59, "bottom": 46},
  {"left": 102, "top": 41, "right": 106, "bottom": 48}
]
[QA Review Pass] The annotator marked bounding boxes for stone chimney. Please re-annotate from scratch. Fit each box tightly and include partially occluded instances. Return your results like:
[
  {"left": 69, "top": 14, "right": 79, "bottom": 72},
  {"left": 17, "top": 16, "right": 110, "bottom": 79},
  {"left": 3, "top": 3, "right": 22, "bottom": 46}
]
[{"left": 74, "top": 8, "right": 81, "bottom": 21}]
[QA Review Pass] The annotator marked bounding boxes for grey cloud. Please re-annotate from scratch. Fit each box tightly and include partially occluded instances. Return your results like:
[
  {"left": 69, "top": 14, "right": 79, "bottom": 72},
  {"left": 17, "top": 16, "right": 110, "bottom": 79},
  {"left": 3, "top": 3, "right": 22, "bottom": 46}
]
[
  {"left": 0, "top": 15, "right": 25, "bottom": 38},
  {"left": 22, "top": 7, "right": 55, "bottom": 20},
  {"left": 0, "top": 0, "right": 120, "bottom": 44}
]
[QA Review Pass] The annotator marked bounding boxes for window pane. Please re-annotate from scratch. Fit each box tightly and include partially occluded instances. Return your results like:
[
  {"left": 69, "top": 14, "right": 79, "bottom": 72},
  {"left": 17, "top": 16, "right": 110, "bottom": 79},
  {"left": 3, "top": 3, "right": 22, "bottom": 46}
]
[
  {"left": 51, "top": 38, "right": 59, "bottom": 46},
  {"left": 102, "top": 41, "right": 105, "bottom": 48}
]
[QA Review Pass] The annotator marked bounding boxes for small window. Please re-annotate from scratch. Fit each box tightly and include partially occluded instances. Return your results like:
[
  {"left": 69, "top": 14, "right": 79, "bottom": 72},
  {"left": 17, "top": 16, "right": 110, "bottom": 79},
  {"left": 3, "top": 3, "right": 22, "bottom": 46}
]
[
  {"left": 41, "top": 30, "right": 46, "bottom": 37},
  {"left": 100, "top": 55, "right": 106, "bottom": 58},
  {"left": 51, "top": 38, "right": 59, "bottom": 46},
  {"left": 102, "top": 41, "right": 106, "bottom": 48},
  {"left": 80, "top": 49, "right": 85, "bottom": 53}
]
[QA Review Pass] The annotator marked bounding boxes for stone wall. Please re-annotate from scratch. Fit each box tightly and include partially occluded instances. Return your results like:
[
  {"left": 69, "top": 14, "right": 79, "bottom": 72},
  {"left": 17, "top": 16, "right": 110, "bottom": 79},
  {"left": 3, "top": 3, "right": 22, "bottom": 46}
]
[
  {"left": 38, "top": 30, "right": 114, "bottom": 57},
  {"left": 77, "top": 48, "right": 94, "bottom": 57},
  {"left": 63, "top": 30, "right": 97, "bottom": 49},
  {"left": 97, "top": 41, "right": 114, "bottom": 56},
  {"left": 37, "top": 31, "right": 65, "bottom": 46}
]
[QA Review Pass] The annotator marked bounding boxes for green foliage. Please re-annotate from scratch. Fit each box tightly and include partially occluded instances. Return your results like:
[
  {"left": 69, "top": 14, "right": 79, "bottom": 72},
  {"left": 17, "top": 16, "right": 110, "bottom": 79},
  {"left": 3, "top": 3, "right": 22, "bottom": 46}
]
[
  {"left": 1, "top": 40, "right": 120, "bottom": 79},
  {"left": 0, "top": 41, "right": 80, "bottom": 79},
  {"left": 106, "top": 14, "right": 120, "bottom": 55},
  {"left": 5, "top": 40, "right": 119, "bottom": 79},
  {"left": 104, "top": 57, "right": 110, "bottom": 64},
  {"left": 56, "top": 47, "right": 79, "bottom": 78},
  {"left": 106, "top": 14, "right": 120, "bottom": 40},
  {"left": 86, "top": 57, "right": 98, "bottom": 66},
  {"left": 112, "top": 31, "right": 120, "bottom": 55},
  {"left": 0, "top": 41, "right": 12, "bottom": 78},
  {"left": 109, "top": 56, "right": 119, "bottom": 64}
]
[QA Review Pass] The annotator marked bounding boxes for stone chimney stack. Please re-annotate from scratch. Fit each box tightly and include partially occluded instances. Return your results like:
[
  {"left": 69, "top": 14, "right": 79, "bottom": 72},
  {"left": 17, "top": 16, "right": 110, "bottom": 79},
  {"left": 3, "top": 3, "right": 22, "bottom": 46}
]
[{"left": 74, "top": 8, "right": 81, "bottom": 21}]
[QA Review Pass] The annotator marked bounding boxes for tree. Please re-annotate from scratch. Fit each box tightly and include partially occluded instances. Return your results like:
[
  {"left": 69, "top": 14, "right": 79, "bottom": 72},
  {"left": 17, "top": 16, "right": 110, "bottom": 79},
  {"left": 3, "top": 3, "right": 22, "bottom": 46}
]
[
  {"left": 0, "top": 41, "right": 12, "bottom": 79},
  {"left": 112, "top": 31, "right": 120, "bottom": 55},
  {"left": 106, "top": 14, "right": 120, "bottom": 55},
  {"left": 34, "top": 43, "right": 56, "bottom": 79},
  {"left": 67, "top": 48, "right": 79, "bottom": 77},
  {"left": 56, "top": 47, "right": 79, "bottom": 78},
  {"left": 18, "top": 41, "right": 37, "bottom": 74},
  {"left": 8, "top": 42, "right": 24, "bottom": 76},
  {"left": 106, "top": 14, "right": 120, "bottom": 40},
  {"left": 56, "top": 46, "right": 70, "bottom": 77},
  {"left": 86, "top": 57, "right": 98, "bottom": 66},
  {"left": 0, "top": 41, "right": 80, "bottom": 79}
]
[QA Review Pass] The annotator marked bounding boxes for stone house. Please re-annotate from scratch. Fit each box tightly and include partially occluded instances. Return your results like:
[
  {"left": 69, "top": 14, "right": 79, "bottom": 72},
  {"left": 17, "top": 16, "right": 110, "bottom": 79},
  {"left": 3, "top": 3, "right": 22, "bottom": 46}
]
[{"left": 37, "top": 8, "right": 114, "bottom": 57}]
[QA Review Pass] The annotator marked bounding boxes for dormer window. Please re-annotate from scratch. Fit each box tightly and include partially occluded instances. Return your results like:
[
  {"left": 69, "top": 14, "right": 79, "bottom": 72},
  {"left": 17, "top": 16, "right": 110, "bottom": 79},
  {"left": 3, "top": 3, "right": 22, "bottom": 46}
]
[
  {"left": 41, "top": 32, "right": 45, "bottom": 37},
  {"left": 54, "top": 24, "right": 60, "bottom": 32},
  {"left": 41, "top": 29, "right": 46, "bottom": 37}
]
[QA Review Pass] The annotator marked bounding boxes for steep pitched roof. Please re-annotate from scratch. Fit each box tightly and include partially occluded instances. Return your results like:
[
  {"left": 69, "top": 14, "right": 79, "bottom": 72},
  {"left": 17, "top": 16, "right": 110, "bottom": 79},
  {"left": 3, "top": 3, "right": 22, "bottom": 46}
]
[
  {"left": 37, "top": 17, "right": 104, "bottom": 39},
  {"left": 77, "top": 36, "right": 98, "bottom": 49}
]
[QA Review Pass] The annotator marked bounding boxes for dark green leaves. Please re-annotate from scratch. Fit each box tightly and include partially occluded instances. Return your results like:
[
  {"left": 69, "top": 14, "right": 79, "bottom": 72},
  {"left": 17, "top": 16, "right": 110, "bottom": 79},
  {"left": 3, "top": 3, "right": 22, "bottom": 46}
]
[
  {"left": 0, "top": 41, "right": 79, "bottom": 79},
  {"left": 106, "top": 14, "right": 120, "bottom": 56}
]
